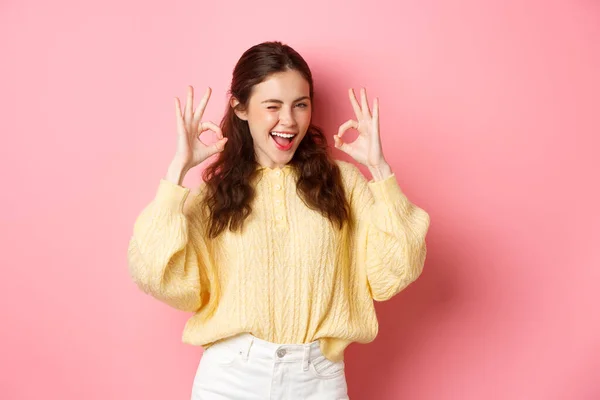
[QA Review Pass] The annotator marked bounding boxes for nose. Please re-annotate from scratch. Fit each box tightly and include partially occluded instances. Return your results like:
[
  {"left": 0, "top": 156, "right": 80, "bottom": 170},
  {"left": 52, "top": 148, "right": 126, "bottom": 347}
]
[{"left": 279, "top": 106, "right": 296, "bottom": 127}]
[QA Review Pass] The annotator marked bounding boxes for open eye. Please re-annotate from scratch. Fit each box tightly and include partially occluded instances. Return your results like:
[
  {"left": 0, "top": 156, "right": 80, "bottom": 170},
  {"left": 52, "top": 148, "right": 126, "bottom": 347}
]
[{"left": 295, "top": 103, "right": 308, "bottom": 108}]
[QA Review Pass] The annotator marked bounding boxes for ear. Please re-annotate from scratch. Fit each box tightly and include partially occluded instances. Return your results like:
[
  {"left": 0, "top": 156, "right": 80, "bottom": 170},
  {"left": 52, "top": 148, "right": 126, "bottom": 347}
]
[{"left": 230, "top": 97, "right": 248, "bottom": 121}]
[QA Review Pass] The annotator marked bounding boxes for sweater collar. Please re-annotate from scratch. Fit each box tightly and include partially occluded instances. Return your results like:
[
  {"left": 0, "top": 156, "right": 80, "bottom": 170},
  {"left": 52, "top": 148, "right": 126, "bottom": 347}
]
[{"left": 256, "top": 164, "right": 294, "bottom": 176}]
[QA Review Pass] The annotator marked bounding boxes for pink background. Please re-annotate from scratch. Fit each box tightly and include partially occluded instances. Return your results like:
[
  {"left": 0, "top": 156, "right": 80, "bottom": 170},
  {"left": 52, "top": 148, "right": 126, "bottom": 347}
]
[{"left": 1, "top": 0, "right": 599, "bottom": 399}]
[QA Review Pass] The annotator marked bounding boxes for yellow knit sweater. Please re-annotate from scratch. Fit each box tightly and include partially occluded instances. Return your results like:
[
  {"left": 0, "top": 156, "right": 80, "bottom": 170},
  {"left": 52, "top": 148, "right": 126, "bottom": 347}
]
[{"left": 127, "top": 160, "right": 430, "bottom": 361}]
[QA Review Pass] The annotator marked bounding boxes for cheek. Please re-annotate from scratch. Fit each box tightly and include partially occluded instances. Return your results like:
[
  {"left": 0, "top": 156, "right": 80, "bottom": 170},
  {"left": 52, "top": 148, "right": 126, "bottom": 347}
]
[
  {"left": 260, "top": 112, "right": 279, "bottom": 127},
  {"left": 248, "top": 111, "right": 278, "bottom": 131},
  {"left": 299, "top": 110, "right": 312, "bottom": 127}
]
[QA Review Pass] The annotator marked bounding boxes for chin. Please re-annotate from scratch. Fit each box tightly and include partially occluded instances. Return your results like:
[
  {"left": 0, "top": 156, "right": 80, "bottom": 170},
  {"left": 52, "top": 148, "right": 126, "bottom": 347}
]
[{"left": 272, "top": 153, "right": 295, "bottom": 165}]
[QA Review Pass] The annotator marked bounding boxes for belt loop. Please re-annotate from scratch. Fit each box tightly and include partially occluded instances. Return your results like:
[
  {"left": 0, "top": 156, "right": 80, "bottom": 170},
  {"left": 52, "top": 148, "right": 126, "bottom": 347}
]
[
  {"left": 242, "top": 337, "right": 253, "bottom": 362},
  {"left": 302, "top": 345, "right": 310, "bottom": 372}
]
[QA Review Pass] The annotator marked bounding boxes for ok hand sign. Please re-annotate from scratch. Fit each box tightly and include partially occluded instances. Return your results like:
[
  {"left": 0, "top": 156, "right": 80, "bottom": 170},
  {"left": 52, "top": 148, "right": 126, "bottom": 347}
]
[
  {"left": 173, "top": 86, "right": 228, "bottom": 171},
  {"left": 334, "top": 88, "right": 387, "bottom": 169}
]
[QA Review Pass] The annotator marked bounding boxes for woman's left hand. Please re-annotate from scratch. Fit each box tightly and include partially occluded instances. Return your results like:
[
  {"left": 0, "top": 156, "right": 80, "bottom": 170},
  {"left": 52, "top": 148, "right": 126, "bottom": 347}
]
[{"left": 334, "top": 88, "right": 388, "bottom": 169}]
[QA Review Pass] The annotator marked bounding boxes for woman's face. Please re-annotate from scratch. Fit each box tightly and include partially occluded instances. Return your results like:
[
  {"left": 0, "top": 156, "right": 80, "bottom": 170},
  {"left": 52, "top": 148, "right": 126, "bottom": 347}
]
[{"left": 233, "top": 69, "right": 312, "bottom": 169}]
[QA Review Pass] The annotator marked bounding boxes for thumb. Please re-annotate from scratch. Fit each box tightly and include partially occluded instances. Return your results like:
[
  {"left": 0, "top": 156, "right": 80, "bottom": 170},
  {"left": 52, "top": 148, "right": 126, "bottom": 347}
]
[
  {"left": 211, "top": 137, "right": 228, "bottom": 154},
  {"left": 333, "top": 135, "right": 353, "bottom": 157}
]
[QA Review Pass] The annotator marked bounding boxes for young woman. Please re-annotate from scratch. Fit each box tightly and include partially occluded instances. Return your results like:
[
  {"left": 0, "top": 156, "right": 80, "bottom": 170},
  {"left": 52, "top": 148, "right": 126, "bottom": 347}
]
[{"left": 127, "top": 41, "right": 430, "bottom": 399}]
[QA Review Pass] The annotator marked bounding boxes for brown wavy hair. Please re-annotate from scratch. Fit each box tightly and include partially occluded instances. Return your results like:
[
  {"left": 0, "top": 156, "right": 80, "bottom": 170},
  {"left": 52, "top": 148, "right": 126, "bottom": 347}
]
[{"left": 202, "top": 41, "right": 351, "bottom": 238}]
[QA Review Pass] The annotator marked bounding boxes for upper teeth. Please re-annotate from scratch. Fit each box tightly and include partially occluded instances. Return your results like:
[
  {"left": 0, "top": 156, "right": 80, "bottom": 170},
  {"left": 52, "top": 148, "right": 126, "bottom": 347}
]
[{"left": 271, "top": 132, "right": 294, "bottom": 138}]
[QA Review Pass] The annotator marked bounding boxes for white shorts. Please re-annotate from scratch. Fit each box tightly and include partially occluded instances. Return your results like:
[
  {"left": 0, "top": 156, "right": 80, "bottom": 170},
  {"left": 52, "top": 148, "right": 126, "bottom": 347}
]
[{"left": 191, "top": 333, "right": 349, "bottom": 399}]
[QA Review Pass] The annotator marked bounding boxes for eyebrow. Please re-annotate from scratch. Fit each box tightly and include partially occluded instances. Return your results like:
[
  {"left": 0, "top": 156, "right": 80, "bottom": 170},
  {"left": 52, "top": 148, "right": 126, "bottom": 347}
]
[{"left": 261, "top": 96, "right": 310, "bottom": 104}]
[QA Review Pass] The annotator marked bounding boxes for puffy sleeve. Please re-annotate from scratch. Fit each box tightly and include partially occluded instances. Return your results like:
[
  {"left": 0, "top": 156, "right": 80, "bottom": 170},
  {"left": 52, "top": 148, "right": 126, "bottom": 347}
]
[
  {"left": 341, "top": 161, "right": 430, "bottom": 301},
  {"left": 127, "top": 179, "right": 213, "bottom": 312}
]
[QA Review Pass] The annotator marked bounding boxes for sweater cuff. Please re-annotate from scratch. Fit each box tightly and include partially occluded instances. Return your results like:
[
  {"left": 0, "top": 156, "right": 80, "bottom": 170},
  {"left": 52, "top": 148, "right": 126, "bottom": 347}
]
[
  {"left": 155, "top": 179, "right": 190, "bottom": 213},
  {"left": 367, "top": 174, "right": 409, "bottom": 209}
]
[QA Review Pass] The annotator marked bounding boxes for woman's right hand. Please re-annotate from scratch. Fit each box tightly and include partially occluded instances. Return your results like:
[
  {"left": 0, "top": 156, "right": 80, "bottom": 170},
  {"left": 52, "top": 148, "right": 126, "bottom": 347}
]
[{"left": 172, "top": 86, "right": 228, "bottom": 173}]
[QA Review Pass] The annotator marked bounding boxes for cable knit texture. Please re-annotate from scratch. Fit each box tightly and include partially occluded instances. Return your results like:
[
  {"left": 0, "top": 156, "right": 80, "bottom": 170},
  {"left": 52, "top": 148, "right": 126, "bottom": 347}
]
[{"left": 127, "top": 160, "right": 430, "bottom": 362}]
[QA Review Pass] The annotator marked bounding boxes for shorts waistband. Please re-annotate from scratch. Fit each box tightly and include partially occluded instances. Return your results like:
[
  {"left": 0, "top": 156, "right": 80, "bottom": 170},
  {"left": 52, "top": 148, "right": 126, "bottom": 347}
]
[{"left": 212, "top": 333, "right": 323, "bottom": 364}]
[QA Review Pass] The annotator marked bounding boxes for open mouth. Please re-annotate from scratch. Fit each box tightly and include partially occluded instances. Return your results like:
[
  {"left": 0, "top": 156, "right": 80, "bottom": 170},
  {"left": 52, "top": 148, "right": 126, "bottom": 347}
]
[{"left": 270, "top": 131, "right": 297, "bottom": 151}]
